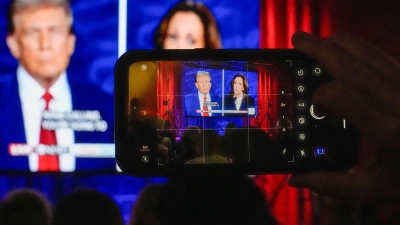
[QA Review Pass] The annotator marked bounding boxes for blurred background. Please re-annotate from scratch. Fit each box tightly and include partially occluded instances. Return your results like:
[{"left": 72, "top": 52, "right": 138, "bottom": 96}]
[{"left": 0, "top": 0, "right": 399, "bottom": 224}]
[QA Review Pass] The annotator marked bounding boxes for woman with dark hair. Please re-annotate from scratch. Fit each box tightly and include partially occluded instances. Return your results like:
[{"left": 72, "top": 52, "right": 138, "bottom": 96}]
[
  {"left": 224, "top": 73, "right": 255, "bottom": 115},
  {"left": 153, "top": 1, "right": 222, "bottom": 49}
]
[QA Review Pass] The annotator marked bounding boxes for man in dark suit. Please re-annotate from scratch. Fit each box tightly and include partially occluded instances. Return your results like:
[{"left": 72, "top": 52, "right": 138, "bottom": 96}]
[
  {"left": 0, "top": 0, "right": 115, "bottom": 172},
  {"left": 184, "top": 70, "right": 221, "bottom": 117}
]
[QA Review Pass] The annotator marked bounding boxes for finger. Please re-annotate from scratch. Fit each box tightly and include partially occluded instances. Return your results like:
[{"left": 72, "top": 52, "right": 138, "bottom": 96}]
[
  {"left": 328, "top": 34, "right": 400, "bottom": 123},
  {"left": 293, "top": 32, "right": 400, "bottom": 149},
  {"left": 292, "top": 32, "right": 377, "bottom": 97},
  {"left": 292, "top": 31, "right": 353, "bottom": 80},
  {"left": 293, "top": 32, "right": 400, "bottom": 112},
  {"left": 329, "top": 34, "right": 400, "bottom": 113},
  {"left": 329, "top": 32, "right": 400, "bottom": 84},
  {"left": 288, "top": 172, "right": 359, "bottom": 200},
  {"left": 288, "top": 171, "right": 400, "bottom": 203},
  {"left": 313, "top": 80, "right": 400, "bottom": 150}
]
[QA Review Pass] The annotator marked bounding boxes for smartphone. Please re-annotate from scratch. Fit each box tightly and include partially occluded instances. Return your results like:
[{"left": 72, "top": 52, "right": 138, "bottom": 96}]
[{"left": 114, "top": 49, "right": 359, "bottom": 176}]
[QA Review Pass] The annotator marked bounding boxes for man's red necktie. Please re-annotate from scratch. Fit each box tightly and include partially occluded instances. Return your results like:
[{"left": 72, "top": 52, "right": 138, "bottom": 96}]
[
  {"left": 203, "top": 96, "right": 209, "bottom": 116},
  {"left": 38, "top": 91, "right": 59, "bottom": 171}
]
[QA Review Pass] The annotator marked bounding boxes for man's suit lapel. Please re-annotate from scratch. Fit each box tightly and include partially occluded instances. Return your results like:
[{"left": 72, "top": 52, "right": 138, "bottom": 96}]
[{"left": 0, "top": 74, "right": 26, "bottom": 143}]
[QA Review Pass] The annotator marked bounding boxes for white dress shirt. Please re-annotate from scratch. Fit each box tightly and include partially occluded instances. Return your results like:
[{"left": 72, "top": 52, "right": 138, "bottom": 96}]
[
  {"left": 234, "top": 94, "right": 243, "bottom": 110},
  {"left": 17, "top": 66, "right": 75, "bottom": 172},
  {"left": 197, "top": 91, "right": 211, "bottom": 116}
]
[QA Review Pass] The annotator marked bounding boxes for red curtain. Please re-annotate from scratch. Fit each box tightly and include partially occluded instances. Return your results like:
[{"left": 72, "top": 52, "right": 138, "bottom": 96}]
[
  {"left": 260, "top": 0, "right": 333, "bottom": 49},
  {"left": 256, "top": 66, "right": 278, "bottom": 132},
  {"left": 156, "top": 62, "right": 182, "bottom": 127},
  {"left": 254, "top": 1, "right": 336, "bottom": 224}
]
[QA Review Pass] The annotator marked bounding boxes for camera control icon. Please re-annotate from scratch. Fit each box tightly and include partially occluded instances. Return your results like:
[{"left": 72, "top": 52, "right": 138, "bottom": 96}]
[
  {"left": 142, "top": 155, "right": 149, "bottom": 163},
  {"left": 295, "top": 84, "right": 306, "bottom": 94},
  {"left": 296, "top": 99, "right": 307, "bottom": 110},
  {"left": 297, "top": 116, "right": 307, "bottom": 126},
  {"left": 312, "top": 66, "right": 323, "bottom": 76},
  {"left": 297, "top": 132, "right": 307, "bottom": 142},
  {"left": 296, "top": 68, "right": 306, "bottom": 78},
  {"left": 298, "top": 148, "right": 308, "bottom": 159},
  {"left": 310, "top": 104, "right": 325, "bottom": 120}
]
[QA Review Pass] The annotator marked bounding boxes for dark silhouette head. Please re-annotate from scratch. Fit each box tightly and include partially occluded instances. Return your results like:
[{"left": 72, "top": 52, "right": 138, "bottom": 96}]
[
  {"left": 53, "top": 189, "right": 124, "bottom": 225},
  {"left": 129, "top": 184, "right": 164, "bottom": 225},
  {"left": 156, "top": 174, "right": 277, "bottom": 225},
  {"left": 0, "top": 188, "right": 52, "bottom": 225}
]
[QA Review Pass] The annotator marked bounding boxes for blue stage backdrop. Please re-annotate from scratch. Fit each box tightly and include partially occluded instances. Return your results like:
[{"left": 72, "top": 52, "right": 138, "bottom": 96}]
[{"left": 127, "top": 0, "right": 259, "bottom": 49}]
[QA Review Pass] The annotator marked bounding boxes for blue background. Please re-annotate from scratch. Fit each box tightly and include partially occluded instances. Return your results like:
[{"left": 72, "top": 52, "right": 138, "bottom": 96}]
[{"left": 127, "top": 0, "right": 259, "bottom": 49}]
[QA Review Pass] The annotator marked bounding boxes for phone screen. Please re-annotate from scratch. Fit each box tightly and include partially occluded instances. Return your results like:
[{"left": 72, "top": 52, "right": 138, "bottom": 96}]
[{"left": 129, "top": 59, "right": 330, "bottom": 165}]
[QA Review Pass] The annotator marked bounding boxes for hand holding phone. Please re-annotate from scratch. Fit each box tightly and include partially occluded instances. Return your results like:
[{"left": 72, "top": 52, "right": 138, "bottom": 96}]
[
  {"left": 114, "top": 49, "right": 359, "bottom": 176},
  {"left": 288, "top": 32, "right": 400, "bottom": 203}
]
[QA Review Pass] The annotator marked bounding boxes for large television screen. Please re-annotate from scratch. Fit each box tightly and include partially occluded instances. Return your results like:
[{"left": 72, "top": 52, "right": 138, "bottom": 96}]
[{"left": 0, "top": 0, "right": 259, "bottom": 172}]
